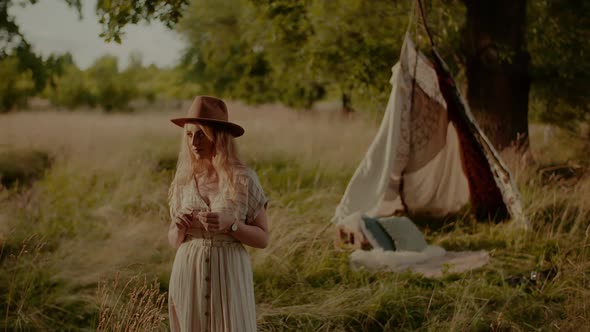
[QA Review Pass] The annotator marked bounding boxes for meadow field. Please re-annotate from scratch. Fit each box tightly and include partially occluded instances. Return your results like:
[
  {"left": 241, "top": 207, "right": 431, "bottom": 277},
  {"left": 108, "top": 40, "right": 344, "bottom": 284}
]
[{"left": 0, "top": 103, "right": 589, "bottom": 331}]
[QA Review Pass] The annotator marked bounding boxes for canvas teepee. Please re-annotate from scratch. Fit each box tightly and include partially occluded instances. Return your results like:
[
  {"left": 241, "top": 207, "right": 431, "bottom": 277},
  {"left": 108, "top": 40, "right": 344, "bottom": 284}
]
[{"left": 331, "top": 31, "right": 528, "bottom": 245}]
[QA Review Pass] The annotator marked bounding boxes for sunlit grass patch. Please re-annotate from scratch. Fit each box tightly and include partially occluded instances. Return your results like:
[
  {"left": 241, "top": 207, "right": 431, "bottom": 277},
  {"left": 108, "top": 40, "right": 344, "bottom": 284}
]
[
  {"left": 97, "top": 273, "right": 167, "bottom": 332},
  {"left": 0, "top": 237, "right": 94, "bottom": 330}
]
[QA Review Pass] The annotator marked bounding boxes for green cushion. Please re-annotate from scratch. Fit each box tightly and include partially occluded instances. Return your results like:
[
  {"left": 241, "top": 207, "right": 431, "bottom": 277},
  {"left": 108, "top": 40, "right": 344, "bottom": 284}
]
[
  {"left": 377, "top": 216, "right": 428, "bottom": 252},
  {"left": 360, "top": 215, "right": 396, "bottom": 251}
]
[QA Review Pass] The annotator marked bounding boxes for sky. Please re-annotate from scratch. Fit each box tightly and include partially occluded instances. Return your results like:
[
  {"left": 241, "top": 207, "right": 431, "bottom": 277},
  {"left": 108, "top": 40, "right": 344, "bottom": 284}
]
[{"left": 11, "top": 0, "right": 186, "bottom": 69}]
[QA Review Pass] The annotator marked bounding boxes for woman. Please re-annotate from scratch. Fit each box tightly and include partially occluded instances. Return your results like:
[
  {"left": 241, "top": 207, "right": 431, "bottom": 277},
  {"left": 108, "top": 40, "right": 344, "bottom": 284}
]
[{"left": 167, "top": 96, "right": 269, "bottom": 332}]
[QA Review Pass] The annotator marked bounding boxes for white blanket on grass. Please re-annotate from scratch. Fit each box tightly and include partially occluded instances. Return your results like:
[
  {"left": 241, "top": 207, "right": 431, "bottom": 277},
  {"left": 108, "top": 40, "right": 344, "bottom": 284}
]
[{"left": 350, "top": 246, "right": 490, "bottom": 278}]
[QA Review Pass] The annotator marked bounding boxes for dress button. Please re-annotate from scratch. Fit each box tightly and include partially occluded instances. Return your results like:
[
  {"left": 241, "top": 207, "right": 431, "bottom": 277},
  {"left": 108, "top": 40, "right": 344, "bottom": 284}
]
[
  {"left": 205, "top": 258, "right": 210, "bottom": 263},
  {"left": 205, "top": 311, "right": 209, "bottom": 316},
  {"left": 205, "top": 277, "right": 210, "bottom": 282},
  {"left": 205, "top": 294, "right": 210, "bottom": 299}
]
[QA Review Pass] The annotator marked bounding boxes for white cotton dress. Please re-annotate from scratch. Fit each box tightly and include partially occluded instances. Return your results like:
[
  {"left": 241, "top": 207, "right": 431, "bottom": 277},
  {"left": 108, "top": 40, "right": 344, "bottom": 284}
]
[{"left": 168, "top": 167, "right": 268, "bottom": 332}]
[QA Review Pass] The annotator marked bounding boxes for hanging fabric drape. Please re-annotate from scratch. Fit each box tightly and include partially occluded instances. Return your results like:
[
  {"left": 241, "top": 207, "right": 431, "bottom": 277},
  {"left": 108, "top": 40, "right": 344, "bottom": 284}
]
[{"left": 331, "top": 0, "right": 528, "bottom": 232}]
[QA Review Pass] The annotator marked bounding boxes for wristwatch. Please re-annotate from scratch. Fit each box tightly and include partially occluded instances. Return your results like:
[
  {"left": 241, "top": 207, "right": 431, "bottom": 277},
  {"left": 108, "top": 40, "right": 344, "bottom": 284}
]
[{"left": 229, "top": 222, "right": 238, "bottom": 233}]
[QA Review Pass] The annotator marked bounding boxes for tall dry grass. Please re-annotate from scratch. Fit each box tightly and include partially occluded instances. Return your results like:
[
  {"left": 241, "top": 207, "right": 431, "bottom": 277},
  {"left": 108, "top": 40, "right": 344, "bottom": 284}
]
[
  {"left": 97, "top": 273, "right": 167, "bottom": 332},
  {"left": 0, "top": 103, "right": 377, "bottom": 330},
  {"left": 1, "top": 104, "right": 589, "bottom": 331},
  {"left": 0, "top": 102, "right": 377, "bottom": 171}
]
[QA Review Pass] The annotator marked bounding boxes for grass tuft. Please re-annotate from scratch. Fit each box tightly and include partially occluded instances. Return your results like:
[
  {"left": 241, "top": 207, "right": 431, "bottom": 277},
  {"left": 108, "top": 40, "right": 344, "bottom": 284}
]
[{"left": 0, "top": 149, "right": 52, "bottom": 189}]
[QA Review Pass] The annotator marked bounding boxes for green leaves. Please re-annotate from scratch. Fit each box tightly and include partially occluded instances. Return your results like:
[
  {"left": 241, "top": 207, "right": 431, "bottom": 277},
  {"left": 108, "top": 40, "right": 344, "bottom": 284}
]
[
  {"left": 528, "top": 0, "right": 590, "bottom": 127},
  {"left": 96, "top": 0, "right": 189, "bottom": 42},
  {"left": 173, "top": 0, "right": 466, "bottom": 110},
  {"left": 0, "top": 0, "right": 81, "bottom": 55},
  {"left": 0, "top": 56, "right": 35, "bottom": 111}
]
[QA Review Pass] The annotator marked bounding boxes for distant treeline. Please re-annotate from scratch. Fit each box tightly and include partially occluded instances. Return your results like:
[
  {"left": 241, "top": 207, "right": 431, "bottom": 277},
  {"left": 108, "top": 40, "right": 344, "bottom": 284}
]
[{"left": 0, "top": 49, "right": 198, "bottom": 113}]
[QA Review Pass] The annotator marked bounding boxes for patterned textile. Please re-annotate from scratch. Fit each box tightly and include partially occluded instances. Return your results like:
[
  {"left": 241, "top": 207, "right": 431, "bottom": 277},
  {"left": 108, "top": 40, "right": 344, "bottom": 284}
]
[
  {"left": 332, "top": 34, "right": 471, "bottom": 225},
  {"left": 332, "top": 33, "right": 528, "bottom": 276},
  {"left": 332, "top": 33, "right": 527, "bottom": 229},
  {"left": 431, "top": 49, "right": 527, "bottom": 227}
]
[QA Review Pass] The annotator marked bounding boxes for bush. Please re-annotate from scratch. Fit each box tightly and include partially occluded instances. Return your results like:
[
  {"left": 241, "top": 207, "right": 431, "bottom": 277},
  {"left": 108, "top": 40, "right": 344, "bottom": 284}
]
[
  {"left": 87, "top": 55, "right": 137, "bottom": 112},
  {"left": 0, "top": 57, "right": 36, "bottom": 112},
  {"left": 47, "top": 64, "right": 96, "bottom": 109},
  {"left": 0, "top": 150, "right": 52, "bottom": 189}
]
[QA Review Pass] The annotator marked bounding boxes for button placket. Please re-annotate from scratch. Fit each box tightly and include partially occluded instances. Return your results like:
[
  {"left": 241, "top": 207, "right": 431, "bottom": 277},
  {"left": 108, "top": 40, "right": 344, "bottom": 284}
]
[{"left": 206, "top": 245, "right": 212, "bottom": 329}]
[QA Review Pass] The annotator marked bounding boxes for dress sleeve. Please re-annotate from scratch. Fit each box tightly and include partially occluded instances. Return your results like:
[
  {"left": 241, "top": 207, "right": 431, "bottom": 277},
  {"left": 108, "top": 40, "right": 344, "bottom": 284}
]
[
  {"left": 167, "top": 184, "right": 186, "bottom": 248},
  {"left": 169, "top": 184, "right": 182, "bottom": 220},
  {"left": 245, "top": 170, "right": 269, "bottom": 224}
]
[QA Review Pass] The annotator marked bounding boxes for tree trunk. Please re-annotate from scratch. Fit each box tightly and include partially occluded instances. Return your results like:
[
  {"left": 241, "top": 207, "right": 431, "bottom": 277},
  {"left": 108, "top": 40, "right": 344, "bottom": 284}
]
[
  {"left": 464, "top": 0, "right": 531, "bottom": 151},
  {"left": 341, "top": 92, "right": 354, "bottom": 114}
]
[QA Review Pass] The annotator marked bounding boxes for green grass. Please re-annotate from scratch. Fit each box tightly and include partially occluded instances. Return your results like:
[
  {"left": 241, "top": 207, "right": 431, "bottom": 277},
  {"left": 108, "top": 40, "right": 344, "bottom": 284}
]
[{"left": 0, "top": 109, "right": 589, "bottom": 331}]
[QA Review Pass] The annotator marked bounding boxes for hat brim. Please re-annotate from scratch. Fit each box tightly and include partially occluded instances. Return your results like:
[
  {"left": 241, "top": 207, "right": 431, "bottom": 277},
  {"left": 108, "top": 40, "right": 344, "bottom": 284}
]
[{"left": 170, "top": 118, "right": 244, "bottom": 137}]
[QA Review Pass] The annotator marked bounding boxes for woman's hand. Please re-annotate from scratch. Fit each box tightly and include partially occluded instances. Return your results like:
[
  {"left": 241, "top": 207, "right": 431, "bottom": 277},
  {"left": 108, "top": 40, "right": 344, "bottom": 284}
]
[
  {"left": 176, "top": 210, "right": 206, "bottom": 231},
  {"left": 175, "top": 214, "right": 192, "bottom": 231},
  {"left": 198, "top": 212, "right": 235, "bottom": 233}
]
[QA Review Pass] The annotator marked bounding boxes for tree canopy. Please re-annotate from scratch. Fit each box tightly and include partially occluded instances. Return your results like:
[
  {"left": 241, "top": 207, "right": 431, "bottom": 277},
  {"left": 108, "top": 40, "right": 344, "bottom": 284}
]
[
  {"left": 1, "top": 0, "right": 588, "bottom": 147},
  {"left": 1, "top": 0, "right": 81, "bottom": 56}
]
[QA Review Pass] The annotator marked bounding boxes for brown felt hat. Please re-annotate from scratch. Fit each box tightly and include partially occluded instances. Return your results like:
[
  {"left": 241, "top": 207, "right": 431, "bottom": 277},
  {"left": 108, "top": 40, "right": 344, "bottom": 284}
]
[{"left": 170, "top": 96, "right": 244, "bottom": 137}]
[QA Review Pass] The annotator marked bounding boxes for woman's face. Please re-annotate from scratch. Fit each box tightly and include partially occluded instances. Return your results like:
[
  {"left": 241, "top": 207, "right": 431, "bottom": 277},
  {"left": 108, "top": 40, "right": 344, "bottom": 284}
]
[{"left": 186, "top": 124, "right": 215, "bottom": 160}]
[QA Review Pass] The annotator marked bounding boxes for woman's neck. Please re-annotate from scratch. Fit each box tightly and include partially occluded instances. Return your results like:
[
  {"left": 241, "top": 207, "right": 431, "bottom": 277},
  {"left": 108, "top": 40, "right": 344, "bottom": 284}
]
[
  {"left": 194, "top": 159, "right": 215, "bottom": 176},
  {"left": 195, "top": 164, "right": 219, "bottom": 203}
]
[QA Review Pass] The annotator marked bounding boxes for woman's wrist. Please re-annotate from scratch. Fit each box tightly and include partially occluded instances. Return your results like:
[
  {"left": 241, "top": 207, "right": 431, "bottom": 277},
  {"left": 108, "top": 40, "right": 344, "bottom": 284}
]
[{"left": 225, "top": 219, "right": 239, "bottom": 235}]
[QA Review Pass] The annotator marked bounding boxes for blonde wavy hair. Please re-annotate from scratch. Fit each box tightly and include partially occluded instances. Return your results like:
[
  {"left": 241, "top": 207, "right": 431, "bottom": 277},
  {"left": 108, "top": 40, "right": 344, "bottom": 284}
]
[{"left": 168, "top": 123, "right": 243, "bottom": 215}]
